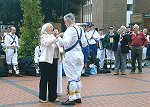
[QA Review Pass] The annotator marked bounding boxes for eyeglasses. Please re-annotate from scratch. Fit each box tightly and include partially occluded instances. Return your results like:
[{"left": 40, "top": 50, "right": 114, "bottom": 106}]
[{"left": 133, "top": 28, "right": 138, "bottom": 29}]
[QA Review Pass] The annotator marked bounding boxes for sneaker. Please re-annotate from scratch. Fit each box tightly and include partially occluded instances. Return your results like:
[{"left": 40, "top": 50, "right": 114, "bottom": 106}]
[
  {"left": 75, "top": 99, "right": 82, "bottom": 103},
  {"left": 61, "top": 100, "right": 75, "bottom": 105},
  {"left": 15, "top": 74, "right": 23, "bottom": 77},
  {"left": 55, "top": 99, "right": 59, "bottom": 102},
  {"left": 138, "top": 71, "right": 142, "bottom": 74},
  {"left": 39, "top": 99, "right": 47, "bottom": 103},
  {"left": 49, "top": 98, "right": 59, "bottom": 102}
]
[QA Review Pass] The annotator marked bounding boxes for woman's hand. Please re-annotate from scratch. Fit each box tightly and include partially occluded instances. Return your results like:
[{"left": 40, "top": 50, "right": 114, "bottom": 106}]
[
  {"left": 53, "top": 29, "right": 59, "bottom": 37},
  {"left": 56, "top": 33, "right": 64, "bottom": 38}
]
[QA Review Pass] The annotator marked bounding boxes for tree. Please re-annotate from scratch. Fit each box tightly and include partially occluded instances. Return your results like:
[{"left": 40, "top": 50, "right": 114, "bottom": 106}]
[
  {"left": 67, "top": 0, "right": 88, "bottom": 14},
  {"left": 19, "top": 0, "right": 44, "bottom": 58},
  {"left": 0, "top": 0, "right": 22, "bottom": 36},
  {"left": 41, "top": 0, "right": 88, "bottom": 22},
  {"left": 0, "top": 0, "right": 22, "bottom": 24}
]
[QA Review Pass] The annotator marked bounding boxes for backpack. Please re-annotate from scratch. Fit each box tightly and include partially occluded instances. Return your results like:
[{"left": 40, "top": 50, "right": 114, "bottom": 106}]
[
  {"left": 85, "top": 64, "right": 97, "bottom": 75},
  {"left": 0, "top": 55, "right": 8, "bottom": 77},
  {"left": 18, "top": 58, "right": 36, "bottom": 76}
]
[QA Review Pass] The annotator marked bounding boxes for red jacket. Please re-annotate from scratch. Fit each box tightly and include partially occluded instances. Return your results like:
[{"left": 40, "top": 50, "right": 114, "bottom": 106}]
[{"left": 129, "top": 32, "right": 148, "bottom": 47}]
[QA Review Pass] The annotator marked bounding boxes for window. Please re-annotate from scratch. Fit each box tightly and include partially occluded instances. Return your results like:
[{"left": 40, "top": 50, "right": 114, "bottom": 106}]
[{"left": 127, "top": 4, "right": 133, "bottom": 11}]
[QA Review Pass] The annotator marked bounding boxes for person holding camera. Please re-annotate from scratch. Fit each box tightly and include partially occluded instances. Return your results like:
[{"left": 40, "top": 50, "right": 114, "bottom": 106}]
[{"left": 112, "top": 25, "right": 130, "bottom": 75}]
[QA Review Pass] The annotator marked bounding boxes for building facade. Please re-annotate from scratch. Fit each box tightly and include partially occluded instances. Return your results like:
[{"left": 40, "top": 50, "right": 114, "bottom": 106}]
[
  {"left": 126, "top": 0, "right": 133, "bottom": 26},
  {"left": 81, "top": 0, "right": 150, "bottom": 33},
  {"left": 130, "top": 0, "right": 150, "bottom": 34},
  {"left": 82, "top": 0, "right": 127, "bottom": 33}
]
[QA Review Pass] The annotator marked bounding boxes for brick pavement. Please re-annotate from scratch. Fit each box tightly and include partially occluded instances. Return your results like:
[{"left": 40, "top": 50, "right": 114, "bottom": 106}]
[{"left": 1, "top": 67, "right": 150, "bottom": 107}]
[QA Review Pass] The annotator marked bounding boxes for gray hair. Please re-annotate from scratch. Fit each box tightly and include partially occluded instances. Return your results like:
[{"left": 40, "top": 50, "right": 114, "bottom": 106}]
[
  {"left": 40, "top": 23, "right": 53, "bottom": 35},
  {"left": 120, "top": 25, "right": 126, "bottom": 32},
  {"left": 10, "top": 26, "right": 16, "bottom": 30},
  {"left": 64, "top": 13, "right": 75, "bottom": 22},
  {"left": 133, "top": 24, "right": 139, "bottom": 29},
  {"left": 143, "top": 28, "right": 147, "bottom": 34},
  {"left": 143, "top": 28, "right": 147, "bottom": 32},
  {"left": 117, "top": 29, "right": 121, "bottom": 34}
]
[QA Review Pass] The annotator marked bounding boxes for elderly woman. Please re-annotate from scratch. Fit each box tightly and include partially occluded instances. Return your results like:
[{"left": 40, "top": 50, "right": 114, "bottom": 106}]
[
  {"left": 112, "top": 25, "right": 130, "bottom": 75},
  {"left": 57, "top": 13, "right": 88, "bottom": 105},
  {"left": 39, "top": 23, "right": 60, "bottom": 103}
]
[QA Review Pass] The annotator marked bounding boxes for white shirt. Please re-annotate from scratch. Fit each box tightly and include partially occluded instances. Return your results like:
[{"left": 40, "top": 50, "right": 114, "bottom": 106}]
[
  {"left": 34, "top": 46, "right": 41, "bottom": 63},
  {"left": 4, "top": 32, "right": 19, "bottom": 49},
  {"left": 85, "top": 30, "right": 100, "bottom": 45},
  {"left": 146, "top": 35, "right": 150, "bottom": 42},
  {"left": 58, "top": 25, "right": 88, "bottom": 51}
]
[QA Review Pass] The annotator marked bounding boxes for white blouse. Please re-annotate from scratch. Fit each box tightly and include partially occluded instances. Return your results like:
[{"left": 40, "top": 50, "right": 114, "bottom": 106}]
[{"left": 39, "top": 34, "right": 58, "bottom": 64}]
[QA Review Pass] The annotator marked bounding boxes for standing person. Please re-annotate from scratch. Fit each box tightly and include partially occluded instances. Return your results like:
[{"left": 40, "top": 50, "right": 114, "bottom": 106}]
[
  {"left": 126, "top": 26, "right": 132, "bottom": 68},
  {"left": 103, "top": 26, "right": 115, "bottom": 69},
  {"left": 34, "top": 45, "right": 41, "bottom": 77},
  {"left": 4, "top": 26, "right": 23, "bottom": 77},
  {"left": 39, "top": 23, "right": 60, "bottom": 103},
  {"left": 56, "top": 43, "right": 63, "bottom": 96},
  {"left": 129, "top": 24, "right": 148, "bottom": 74},
  {"left": 57, "top": 13, "right": 88, "bottom": 105},
  {"left": 77, "top": 23, "right": 90, "bottom": 77},
  {"left": 142, "top": 28, "right": 149, "bottom": 67},
  {"left": 85, "top": 22, "right": 100, "bottom": 60},
  {"left": 97, "top": 29, "right": 105, "bottom": 70},
  {"left": 112, "top": 26, "right": 130, "bottom": 75},
  {"left": 52, "top": 29, "right": 63, "bottom": 96}
]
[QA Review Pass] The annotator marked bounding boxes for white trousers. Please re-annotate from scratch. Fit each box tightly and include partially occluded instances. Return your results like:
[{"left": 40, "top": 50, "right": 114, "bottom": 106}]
[
  {"left": 142, "top": 47, "right": 147, "bottom": 66},
  {"left": 57, "top": 61, "right": 62, "bottom": 95},
  {"left": 6, "top": 49, "right": 19, "bottom": 74},
  {"left": 106, "top": 49, "right": 115, "bottom": 60},
  {"left": 127, "top": 50, "right": 131, "bottom": 60},
  {"left": 142, "top": 47, "right": 147, "bottom": 60},
  {"left": 6, "top": 49, "right": 18, "bottom": 65},
  {"left": 97, "top": 48, "right": 105, "bottom": 68},
  {"left": 63, "top": 51, "right": 84, "bottom": 101}
]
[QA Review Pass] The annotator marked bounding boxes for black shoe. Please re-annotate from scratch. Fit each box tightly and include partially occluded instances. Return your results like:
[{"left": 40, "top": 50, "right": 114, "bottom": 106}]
[
  {"left": 111, "top": 68, "right": 115, "bottom": 70},
  {"left": 114, "top": 72, "right": 119, "bottom": 75},
  {"left": 61, "top": 100, "right": 75, "bottom": 105},
  {"left": 7, "top": 73, "right": 13, "bottom": 77},
  {"left": 35, "top": 73, "right": 40, "bottom": 77},
  {"left": 75, "top": 99, "right": 82, "bottom": 103},
  {"left": 138, "top": 71, "right": 142, "bottom": 74},
  {"left": 81, "top": 73, "right": 89, "bottom": 77},
  {"left": 15, "top": 74, "right": 23, "bottom": 77},
  {"left": 130, "top": 70, "right": 135, "bottom": 74}
]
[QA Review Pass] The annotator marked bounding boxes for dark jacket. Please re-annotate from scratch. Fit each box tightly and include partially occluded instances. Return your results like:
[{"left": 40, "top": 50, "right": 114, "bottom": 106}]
[
  {"left": 103, "top": 32, "right": 116, "bottom": 49},
  {"left": 112, "top": 33, "right": 130, "bottom": 54}
]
